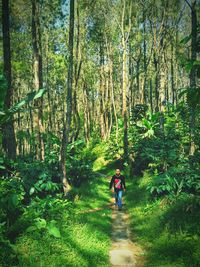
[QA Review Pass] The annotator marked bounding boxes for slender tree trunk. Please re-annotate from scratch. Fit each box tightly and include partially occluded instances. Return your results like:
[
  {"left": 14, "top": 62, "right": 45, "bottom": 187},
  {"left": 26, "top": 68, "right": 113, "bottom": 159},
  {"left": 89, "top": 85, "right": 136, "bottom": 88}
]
[
  {"left": 136, "top": 59, "right": 140, "bottom": 104},
  {"left": 83, "top": 82, "right": 90, "bottom": 143},
  {"left": 128, "top": 42, "right": 134, "bottom": 118},
  {"left": 73, "top": 0, "right": 81, "bottom": 141},
  {"left": 189, "top": 1, "right": 197, "bottom": 88},
  {"left": 143, "top": 7, "right": 148, "bottom": 105},
  {"left": 189, "top": 0, "right": 197, "bottom": 155},
  {"left": 32, "top": 0, "right": 45, "bottom": 161},
  {"left": 45, "top": 31, "right": 53, "bottom": 133},
  {"left": 2, "top": 0, "right": 16, "bottom": 159},
  {"left": 73, "top": 90, "right": 81, "bottom": 141},
  {"left": 122, "top": 39, "right": 129, "bottom": 162},
  {"left": 170, "top": 44, "right": 175, "bottom": 105},
  {"left": 109, "top": 54, "right": 118, "bottom": 139},
  {"left": 99, "top": 41, "right": 106, "bottom": 140},
  {"left": 60, "top": 0, "right": 74, "bottom": 195},
  {"left": 154, "top": 52, "right": 159, "bottom": 112},
  {"left": 120, "top": 0, "right": 132, "bottom": 163},
  {"left": 149, "top": 79, "right": 153, "bottom": 114}
]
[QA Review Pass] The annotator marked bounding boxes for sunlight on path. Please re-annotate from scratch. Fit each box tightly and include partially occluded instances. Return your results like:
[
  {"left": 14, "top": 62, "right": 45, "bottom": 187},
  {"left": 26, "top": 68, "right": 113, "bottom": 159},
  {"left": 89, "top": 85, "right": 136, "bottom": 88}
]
[{"left": 109, "top": 205, "right": 145, "bottom": 267}]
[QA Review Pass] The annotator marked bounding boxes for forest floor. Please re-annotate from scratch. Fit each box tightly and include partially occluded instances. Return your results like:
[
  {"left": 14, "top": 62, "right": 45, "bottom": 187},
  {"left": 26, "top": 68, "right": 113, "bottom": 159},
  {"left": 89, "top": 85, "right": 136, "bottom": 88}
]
[
  {"left": 14, "top": 171, "right": 113, "bottom": 267},
  {"left": 2, "top": 152, "right": 200, "bottom": 267},
  {"left": 5, "top": 160, "right": 200, "bottom": 267}
]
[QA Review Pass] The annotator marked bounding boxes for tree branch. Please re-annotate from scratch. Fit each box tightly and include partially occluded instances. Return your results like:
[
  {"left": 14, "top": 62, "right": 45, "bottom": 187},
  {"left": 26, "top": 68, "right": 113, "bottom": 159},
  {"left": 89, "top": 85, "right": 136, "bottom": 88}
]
[{"left": 185, "top": 0, "right": 192, "bottom": 10}]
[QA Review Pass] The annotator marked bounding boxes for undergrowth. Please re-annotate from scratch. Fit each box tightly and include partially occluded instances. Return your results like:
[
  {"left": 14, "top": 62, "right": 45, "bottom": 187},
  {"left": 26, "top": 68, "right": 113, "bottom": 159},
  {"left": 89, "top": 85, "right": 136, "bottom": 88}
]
[
  {"left": 126, "top": 173, "right": 200, "bottom": 267},
  {"left": 1, "top": 172, "right": 112, "bottom": 267}
]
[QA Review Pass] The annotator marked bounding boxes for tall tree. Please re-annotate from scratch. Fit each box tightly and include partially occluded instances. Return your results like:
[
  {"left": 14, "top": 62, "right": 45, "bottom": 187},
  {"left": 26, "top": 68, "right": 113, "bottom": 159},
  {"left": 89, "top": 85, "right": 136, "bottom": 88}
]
[
  {"left": 120, "top": 0, "right": 132, "bottom": 163},
  {"left": 185, "top": 0, "right": 198, "bottom": 155},
  {"left": 60, "top": 0, "right": 75, "bottom": 195},
  {"left": 2, "top": 0, "right": 16, "bottom": 159},
  {"left": 32, "top": 0, "right": 45, "bottom": 160}
]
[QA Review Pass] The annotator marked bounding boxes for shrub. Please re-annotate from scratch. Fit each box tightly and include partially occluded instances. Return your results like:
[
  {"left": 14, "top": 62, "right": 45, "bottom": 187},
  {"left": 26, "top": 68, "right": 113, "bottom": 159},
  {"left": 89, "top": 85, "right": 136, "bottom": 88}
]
[{"left": 146, "top": 164, "right": 200, "bottom": 198}]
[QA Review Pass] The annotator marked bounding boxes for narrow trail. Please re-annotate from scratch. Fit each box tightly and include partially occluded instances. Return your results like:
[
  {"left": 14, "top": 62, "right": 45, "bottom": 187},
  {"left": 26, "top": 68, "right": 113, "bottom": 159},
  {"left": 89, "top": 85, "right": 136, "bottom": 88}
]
[
  {"left": 109, "top": 197, "right": 145, "bottom": 267},
  {"left": 76, "top": 173, "right": 145, "bottom": 266}
]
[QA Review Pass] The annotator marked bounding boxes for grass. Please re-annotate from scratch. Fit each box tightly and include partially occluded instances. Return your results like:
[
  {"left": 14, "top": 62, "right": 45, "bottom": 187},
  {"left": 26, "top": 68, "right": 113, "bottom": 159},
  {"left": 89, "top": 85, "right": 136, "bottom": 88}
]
[
  {"left": 126, "top": 174, "right": 200, "bottom": 267},
  {"left": 10, "top": 172, "right": 112, "bottom": 267},
  {"left": 7, "top": 153, "right": 200, "bottom": 267}
]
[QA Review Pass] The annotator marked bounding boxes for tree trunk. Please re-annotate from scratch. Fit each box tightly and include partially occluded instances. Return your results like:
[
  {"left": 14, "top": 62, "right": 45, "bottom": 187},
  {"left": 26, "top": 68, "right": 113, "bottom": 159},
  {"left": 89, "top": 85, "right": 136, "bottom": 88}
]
[
  {"left": 122, "top": 40, "right": 129, "bottom": 162},
  {"left": 149, "top": 79, "right": 153, "bottom": 114},
  {"left": 185, "top": 0, "right": 197, "bottom": 155},
  {"left": 2, "top": 0, "right": 16, "bottom": 159},
  {"left": 135, "top": 59, "right": 140, "bottom": 105},
  {"left": 189, "top": 0, "right": 197, "bottom": 155},
  {"left": 170, "top": 44, "right": 175, "bottom": 105},
  {"left": 60, "top": 0, "right": 75, "bottom": 195},
  {"left": 73, "top": 1, "right": 81, "bottom": 141},
  {"left": 99, "top": 41, "right": 106, "bottom": 140},
  {"left": 83, "top": 82, "right": 90, "bottom": 143},
  {"left": 32, "top": 0, "right": 45, "bottom": 161},
  {"left": 154, "top": 52, "right": 159, "bottom": 112},
  {"left": 109, "top": 54, "right": 118, "bottom": 139},
  {"left": 120, "top": 0, "right": 132, "bottom": 163},
  {"left": 143, "top": 7, "right": 148, "bottom": 105}
]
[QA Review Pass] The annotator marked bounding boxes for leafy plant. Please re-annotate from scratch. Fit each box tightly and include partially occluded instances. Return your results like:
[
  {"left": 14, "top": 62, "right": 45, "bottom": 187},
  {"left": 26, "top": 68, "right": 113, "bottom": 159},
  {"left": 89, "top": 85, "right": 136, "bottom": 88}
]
[
  {"left": 147, "top": 165, "right": 200, "bottom": 198},
  {"left": 0, "top": 175, "right": 25, "bottom": 225},
  {"left": 147, "top": 174, "right": 184, "bottom": 197},
  {"left": 29, "top": 171, "right": 60, "bottom": 196},
  {"left": 0, "top": 85, "right": 47, "bottom": 126},
  {"left": 26, "top": 217, "right": 61, "bottom": 238},
  {"left": 136, "top": 112, "right": 160, "bottom": 139}
]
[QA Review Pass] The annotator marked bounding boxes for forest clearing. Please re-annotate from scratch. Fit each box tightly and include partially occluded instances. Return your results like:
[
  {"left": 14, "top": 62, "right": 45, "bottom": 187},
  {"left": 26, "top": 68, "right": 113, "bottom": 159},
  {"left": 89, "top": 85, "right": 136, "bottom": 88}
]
[{"left": 0, "top": 0, "right": 200, "bottom": 266}]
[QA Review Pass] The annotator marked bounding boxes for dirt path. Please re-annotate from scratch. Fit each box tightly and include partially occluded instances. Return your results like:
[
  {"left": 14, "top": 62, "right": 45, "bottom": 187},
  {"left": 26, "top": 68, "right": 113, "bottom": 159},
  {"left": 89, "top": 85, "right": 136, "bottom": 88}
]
[
  {"left": 76, "top": 173, "right": 145, "bottom": 266},
  {"left": 109, "top": 202, "right": 145, "bottom": 267}
]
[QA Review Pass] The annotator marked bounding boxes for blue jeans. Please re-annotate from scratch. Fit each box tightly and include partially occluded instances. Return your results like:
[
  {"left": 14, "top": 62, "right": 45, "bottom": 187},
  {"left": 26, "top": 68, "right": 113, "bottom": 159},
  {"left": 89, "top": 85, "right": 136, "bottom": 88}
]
[{"left": 115, "top": 190, "right": 123, "bottom": 208}]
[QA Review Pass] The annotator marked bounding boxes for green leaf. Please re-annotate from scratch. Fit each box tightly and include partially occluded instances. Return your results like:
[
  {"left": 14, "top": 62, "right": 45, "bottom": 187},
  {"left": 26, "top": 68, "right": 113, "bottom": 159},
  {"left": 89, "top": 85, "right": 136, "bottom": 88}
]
[
  {"left": 185, "top": 61, "right": 194, "bottom": 73},
  {"left": 26, "top": 226, "right": 37, "bottom": 233},
  {"left": 47, "top": 182, "right": 52, "bottom": 190},
  {"left": 34, "top": 218, "right": 47, "bottom": 230},
  {"left": 148, "top": 129, "right": 154, "bottom": 136},
  {"left": 180, "top": 34, "right": 191, "bottom": 45},
  {"left": 0, "top": 75, "right": 7, "bottom": 109},
  {"left": 0, "top": 88, "right": 47, "bottom": 126},
  {"left": 40, "top": 183, "right": 47, "bottom": 190},
  {"left": 136, "top": 121, "right": 144, "bottom": 128},
  {"left": 143, "top": 118, "right": 151, "bottom": 129},
  {"left": 47, "top": 222, "right": 61, "bottom": 238},
  {"left": 10, "top": 194, "right": 18, "bottom": 207},
  {"left": 9, "top": 88, "right": 47, "bottom": 113},
  {"left": 29, "top": 187, "right": 35, "bottom": 195}
]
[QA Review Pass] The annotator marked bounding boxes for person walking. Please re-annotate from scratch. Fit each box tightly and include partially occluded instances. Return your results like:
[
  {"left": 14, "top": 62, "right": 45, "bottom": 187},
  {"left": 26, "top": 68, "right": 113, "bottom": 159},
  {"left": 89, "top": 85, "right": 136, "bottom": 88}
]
[{"left": 109, "top": 169, "right": 126, "bottom": 211}]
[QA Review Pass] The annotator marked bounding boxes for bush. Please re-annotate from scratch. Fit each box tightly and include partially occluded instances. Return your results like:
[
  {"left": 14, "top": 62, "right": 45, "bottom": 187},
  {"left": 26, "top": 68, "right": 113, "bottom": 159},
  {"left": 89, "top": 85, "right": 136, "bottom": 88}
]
[
  {"left": 146, "top": 164, "right": 200, "bottom": 198},
  {"left": 67, "top": 158, "right": 94, "bottom": 187},
  {"left": 0, "top": 175, "right": 25, "bottom": 227}
]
